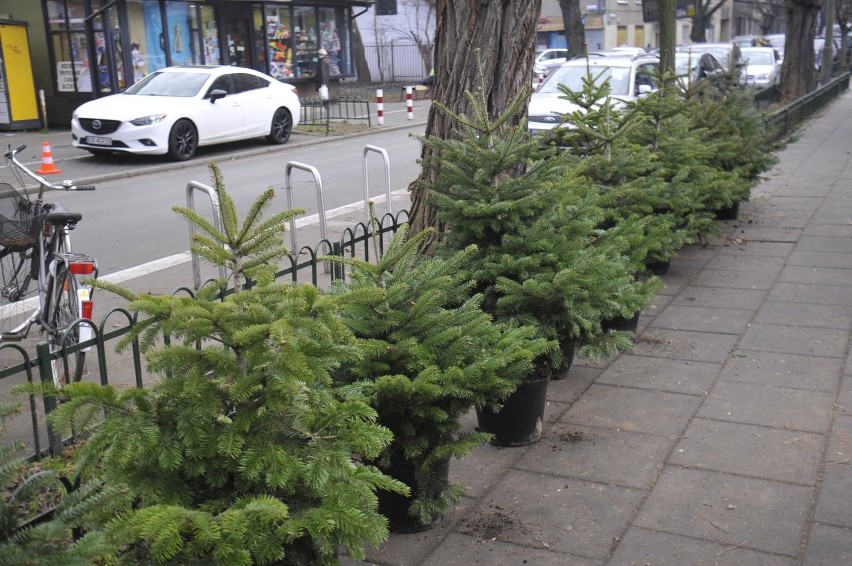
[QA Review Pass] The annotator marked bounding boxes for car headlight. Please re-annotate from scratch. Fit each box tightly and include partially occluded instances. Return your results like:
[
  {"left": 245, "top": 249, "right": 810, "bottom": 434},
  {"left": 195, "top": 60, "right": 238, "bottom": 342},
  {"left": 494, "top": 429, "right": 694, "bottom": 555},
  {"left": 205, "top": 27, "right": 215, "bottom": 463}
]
[{"left": 130, "top": 114, "right": 167, "bottom": 126}]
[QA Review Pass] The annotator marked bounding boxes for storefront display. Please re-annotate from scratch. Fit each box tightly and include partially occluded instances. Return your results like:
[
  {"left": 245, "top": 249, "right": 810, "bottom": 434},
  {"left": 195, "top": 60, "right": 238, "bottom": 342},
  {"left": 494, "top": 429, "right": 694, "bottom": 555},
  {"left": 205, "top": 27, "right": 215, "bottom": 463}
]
[{"left": 40, "top": 0, "right": 361, "bottom": 122}]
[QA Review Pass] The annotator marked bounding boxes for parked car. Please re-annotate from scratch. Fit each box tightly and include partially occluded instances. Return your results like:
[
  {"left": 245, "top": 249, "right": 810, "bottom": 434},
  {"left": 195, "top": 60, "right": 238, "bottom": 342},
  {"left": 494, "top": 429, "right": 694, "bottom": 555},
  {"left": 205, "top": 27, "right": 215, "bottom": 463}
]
[
  {"left": 71, "top": 65, "right": 301, "bottom": 161},
  {"left": 674, "top": 51, "right": 724, "bottom": 86},
  {"left": 741, "top": 47, "right": 781, "bottom": 87},
  {"left": 534, "top": 48, "right": 569, "bottom": 77},
  {"left": 676, "top": 42, "right": 747, "bottom": 84},
  {"left": 609, "top": 46, "right": 646, "bottom": 56},
  {"left": 527, "top": 55, "right": 660, "bottom": 134},
  {"left": 763, "top": 34, "right": 786, "bottom": 62}
]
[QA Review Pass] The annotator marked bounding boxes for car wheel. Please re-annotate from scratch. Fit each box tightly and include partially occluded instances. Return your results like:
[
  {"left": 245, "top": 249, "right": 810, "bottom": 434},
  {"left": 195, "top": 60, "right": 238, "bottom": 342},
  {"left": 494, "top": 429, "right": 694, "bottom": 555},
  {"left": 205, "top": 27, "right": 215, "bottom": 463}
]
[
  {"left": 266, "top": 108, "right": 293, "bottom": 145},
  {"left": 86, "top": 148, "right": 113, "bottom": 157},
  {"left": 168, "top": 119, "right": 198, "bottom": 161}
]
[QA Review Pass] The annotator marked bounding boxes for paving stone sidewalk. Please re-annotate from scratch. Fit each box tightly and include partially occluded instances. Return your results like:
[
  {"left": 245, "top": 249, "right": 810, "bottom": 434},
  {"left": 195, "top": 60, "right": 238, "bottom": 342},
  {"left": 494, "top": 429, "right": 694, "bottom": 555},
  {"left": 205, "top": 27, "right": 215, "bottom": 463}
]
[{"left": 345, "top": 91, "right": 852, "bottom": 565}]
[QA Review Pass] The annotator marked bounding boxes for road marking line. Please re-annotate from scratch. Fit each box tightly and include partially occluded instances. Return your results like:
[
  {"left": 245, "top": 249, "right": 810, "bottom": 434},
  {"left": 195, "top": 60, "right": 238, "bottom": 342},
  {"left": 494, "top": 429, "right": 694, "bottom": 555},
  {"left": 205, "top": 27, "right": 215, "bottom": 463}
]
[{"left": 103, "top": 188, "right": 408, "bottom": 282}]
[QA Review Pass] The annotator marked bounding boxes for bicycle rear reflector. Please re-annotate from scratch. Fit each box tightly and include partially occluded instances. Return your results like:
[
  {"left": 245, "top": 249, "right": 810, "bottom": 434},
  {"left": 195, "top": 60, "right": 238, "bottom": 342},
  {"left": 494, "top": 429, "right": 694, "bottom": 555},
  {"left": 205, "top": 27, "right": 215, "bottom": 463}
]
[
  {"left": 69, "top": 262, "right": 96, "bottom": 275},
  {"left": 81, "top": 300, "right": 93, "bottom": 320}
]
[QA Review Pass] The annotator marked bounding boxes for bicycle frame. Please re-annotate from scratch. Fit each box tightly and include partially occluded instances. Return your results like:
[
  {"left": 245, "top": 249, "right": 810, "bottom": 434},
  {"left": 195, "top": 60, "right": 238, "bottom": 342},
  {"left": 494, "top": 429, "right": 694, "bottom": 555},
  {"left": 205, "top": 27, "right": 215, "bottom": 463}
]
[{"left": 1, "top": 144, "right": 97, "bottom": 371}]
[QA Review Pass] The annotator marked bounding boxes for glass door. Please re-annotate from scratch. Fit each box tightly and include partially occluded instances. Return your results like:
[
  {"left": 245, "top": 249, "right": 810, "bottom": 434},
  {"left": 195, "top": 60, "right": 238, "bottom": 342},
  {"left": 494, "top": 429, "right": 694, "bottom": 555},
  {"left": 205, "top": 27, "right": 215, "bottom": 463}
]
[{"left": 225, "top": 19, "right": 249, "bottom": 67}]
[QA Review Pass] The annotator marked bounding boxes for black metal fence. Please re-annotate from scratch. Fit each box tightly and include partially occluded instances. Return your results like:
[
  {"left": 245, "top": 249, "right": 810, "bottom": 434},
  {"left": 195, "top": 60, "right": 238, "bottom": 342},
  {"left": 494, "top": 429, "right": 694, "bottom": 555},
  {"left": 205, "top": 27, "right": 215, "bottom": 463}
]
[
  {"left": 762, "top": 72, "right": 851, "bottom": 143},
  {"left": 2, "top": 210, "right": 409, "bottom": 461},
  {"left": 362, "top": 41, "right": 432, "bottom": 83},
  {"left": 299, "top": 96, "right": 373, "bottom": 134}
]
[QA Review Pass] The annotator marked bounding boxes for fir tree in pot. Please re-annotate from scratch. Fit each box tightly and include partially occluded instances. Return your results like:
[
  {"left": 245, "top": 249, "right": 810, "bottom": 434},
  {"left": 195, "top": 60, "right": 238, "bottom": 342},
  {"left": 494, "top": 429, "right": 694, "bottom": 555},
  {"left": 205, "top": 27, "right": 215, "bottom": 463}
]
[
  {"left": 419, "top": 85, "right": 658, "bottom": 445},
  {"left": 330, "top": 224, "right": 548, "bottom": 530},
  {"left": 30, "top": 163, "right": 408, "bottom": 565}
]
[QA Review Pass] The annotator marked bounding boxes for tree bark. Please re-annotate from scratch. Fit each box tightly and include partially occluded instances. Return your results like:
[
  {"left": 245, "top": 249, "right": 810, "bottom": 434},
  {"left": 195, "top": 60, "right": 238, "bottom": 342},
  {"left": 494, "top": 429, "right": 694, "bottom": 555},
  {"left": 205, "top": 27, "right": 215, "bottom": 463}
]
[
  {"left": 780, "top": 0, "right": 822, "bottom": 101},
  {"left": 659, "top": 0, "right": 677, "bottom": 80},
  {"left": 407, "top": 0, "right": 542, "bottom": 253},
  {"left": 558, "top": 0, "right": 587, "bottom": 58},
  {"left": 351, "top": 23, "right": 373, "bottom": 82}
]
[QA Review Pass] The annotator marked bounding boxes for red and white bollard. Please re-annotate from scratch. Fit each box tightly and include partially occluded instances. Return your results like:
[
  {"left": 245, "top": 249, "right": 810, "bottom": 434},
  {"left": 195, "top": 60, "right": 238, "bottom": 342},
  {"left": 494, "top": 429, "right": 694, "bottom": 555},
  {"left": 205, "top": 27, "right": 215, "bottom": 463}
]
[
  {"left": 376, "top": 89, "right": 384, "bottom": 125},
  {"left": 406, "top": 86, "right": 413, "bottom": 120}
]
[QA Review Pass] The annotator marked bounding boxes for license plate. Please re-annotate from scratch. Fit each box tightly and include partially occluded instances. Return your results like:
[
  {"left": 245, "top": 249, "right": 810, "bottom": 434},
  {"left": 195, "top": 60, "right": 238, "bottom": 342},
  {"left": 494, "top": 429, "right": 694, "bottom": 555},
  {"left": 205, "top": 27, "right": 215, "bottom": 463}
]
[{"left": 86, "top": 136, "right": 112, "bottom": 146}]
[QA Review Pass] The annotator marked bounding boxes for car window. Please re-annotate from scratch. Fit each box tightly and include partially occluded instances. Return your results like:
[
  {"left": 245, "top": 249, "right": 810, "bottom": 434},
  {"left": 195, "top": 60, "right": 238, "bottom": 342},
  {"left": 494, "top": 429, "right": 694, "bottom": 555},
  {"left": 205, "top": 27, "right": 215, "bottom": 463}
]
[
  {"left": 542, "top": 64, "right": 631, "bottom": 96},
  {"left": 233, "top": 73, "right": 270, "bottom": 93},
  {"left": 124, "top": 71, "right": 211, "bottom": 97},
  {"left": 635, "top": 63, "right": 658, "bottom": 93},
  {"left": 206, "top": 75, "right": 235, "bottom": 97},
  {"left": 743, "top": 50, "right": 774, "bottom": 65}
]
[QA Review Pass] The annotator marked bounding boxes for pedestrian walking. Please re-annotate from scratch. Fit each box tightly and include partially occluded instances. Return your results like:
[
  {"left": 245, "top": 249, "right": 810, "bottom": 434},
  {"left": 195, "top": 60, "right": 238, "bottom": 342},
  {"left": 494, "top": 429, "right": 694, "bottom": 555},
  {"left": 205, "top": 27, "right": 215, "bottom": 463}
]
[{"left": 315, "top": 48, "right": 330, "bottom": 101}]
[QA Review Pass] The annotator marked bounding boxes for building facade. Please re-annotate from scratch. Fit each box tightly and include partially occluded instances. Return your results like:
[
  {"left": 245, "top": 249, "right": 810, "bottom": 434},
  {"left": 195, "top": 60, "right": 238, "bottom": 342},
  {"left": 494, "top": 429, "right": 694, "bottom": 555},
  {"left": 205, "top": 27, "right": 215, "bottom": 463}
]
[{"left": 2, "top": 0, "right": 373, "bottom": 126}]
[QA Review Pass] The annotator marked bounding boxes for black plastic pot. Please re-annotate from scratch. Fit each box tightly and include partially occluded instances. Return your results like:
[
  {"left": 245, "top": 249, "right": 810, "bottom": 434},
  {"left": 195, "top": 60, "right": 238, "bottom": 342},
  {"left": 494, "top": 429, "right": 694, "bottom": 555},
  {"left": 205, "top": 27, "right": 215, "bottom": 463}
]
[
  {"left": 602, "top": 311, "right": 641, "bottom": 334},
  {"left": 377, "top": 455, "right": 450, "bottom": 533},
  {"left": 715, "top": 201, "right": 740, "bottom": 220},
  {"left": 552, "top": 341, "right": 576, "bottom": 380},
  {"left": 476, "top": 373, "right": 550, "bottom": 447},
  {"left": 644, "top": 256, "right": 671, "bottom": 275}
]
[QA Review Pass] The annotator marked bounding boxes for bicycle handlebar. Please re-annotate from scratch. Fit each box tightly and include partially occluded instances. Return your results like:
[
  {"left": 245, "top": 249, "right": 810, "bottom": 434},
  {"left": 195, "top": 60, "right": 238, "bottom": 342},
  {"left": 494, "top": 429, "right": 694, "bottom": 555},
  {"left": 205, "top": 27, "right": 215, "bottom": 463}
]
[{"left": 4, "top": 143, "right": 96, "bottom": 192}]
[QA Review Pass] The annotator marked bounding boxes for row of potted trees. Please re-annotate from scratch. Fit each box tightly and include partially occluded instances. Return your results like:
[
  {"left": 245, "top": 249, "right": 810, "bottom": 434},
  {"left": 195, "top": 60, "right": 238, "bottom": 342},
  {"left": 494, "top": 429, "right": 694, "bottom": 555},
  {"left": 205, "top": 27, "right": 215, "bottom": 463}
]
[{"left": 2, "top": 68, "right": 777, "bottom": 563}]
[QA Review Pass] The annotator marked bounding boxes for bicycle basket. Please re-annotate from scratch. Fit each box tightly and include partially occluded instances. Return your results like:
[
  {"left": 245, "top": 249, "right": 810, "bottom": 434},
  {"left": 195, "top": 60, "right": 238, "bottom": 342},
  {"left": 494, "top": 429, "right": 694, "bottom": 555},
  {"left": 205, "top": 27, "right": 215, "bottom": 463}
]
[{"left": 0, "top": 183, "right": 40, "bottom": 252}]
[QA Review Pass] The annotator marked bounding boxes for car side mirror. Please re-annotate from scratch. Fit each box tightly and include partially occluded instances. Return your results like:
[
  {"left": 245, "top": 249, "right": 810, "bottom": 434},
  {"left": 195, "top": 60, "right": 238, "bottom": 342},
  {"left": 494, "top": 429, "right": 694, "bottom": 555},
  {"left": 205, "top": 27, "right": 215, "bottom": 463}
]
[
  {"left": 638, "top": 84, "right": 653, "bottom": 96},
  {"left": 209, "top": 89, "right": 228, "bottom": 103}
]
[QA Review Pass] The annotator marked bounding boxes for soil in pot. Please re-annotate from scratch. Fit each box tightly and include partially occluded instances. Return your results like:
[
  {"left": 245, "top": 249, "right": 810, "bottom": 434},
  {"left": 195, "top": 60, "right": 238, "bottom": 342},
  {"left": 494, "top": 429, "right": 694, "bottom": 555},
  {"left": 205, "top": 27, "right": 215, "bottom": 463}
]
[
  {"left": 476, "top": 373, "right": 550, "bottom": 447},
  {"left": 715, "top": 201, "right": 740, "bottom": 221},
  {"left": 377, "top": 455, "right": 450, "bottom": 533}
]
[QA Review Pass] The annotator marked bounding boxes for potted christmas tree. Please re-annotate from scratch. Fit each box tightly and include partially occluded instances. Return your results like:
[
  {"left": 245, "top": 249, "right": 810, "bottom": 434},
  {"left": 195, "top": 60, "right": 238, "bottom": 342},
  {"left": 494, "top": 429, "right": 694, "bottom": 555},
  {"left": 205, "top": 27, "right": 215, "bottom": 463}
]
[
  {"left": 36, "top": 163, "right": 408, "bottom": 565},
  {"left": 329, "top": 223, "right": 548, "bottom": 531},
  {"left": 419, "top": 85, "right": 658, "bottom": 445}
]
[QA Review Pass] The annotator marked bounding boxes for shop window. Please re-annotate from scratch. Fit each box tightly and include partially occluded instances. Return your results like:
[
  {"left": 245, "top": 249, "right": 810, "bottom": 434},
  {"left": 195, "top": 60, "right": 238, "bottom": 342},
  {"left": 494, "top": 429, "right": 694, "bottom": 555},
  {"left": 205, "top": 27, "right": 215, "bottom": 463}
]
[
  {"left": 318, "top": 7, "right": 342, "bottom": 75},
  {"left": 292, "top": 7, "right": 318, "bottom": 79},
  {"left": 265, "top": 6, "right": 293, "bottom": 79},
  {"left": 165, "top": 1, "right": 196, "bottom": 66},
  {"left": 53, "top": 32, "right": 92, "bottom": 92},
  {"left": 201, "top": 7, "right": 220, "bottom": 65}
]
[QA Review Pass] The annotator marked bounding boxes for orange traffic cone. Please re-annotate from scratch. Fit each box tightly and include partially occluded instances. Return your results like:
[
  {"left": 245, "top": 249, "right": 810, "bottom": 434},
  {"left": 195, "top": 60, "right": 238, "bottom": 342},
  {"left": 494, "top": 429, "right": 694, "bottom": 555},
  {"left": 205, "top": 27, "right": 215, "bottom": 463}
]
[{"left": 35, "top": 141, "right": 62, "bottom": 175}]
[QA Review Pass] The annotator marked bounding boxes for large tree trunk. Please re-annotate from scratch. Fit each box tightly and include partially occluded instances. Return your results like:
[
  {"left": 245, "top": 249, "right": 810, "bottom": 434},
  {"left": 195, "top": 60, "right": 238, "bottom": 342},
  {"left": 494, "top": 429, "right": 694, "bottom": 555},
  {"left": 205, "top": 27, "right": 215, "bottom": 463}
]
[
  {"left": 351, "top": 23, "right": 373, "bottom": 82},
  {"left": 558, "top": 0, "right": 587, "bottom": 58},
  {"left": 659, "top": 0, "right": 677, "bottom": 79},
  {"left": 690, "top": 3, "right": 709, "bottom": 42},
  {"left": 780, "top": 0, "right": 822, "bottom": 101},
  {"left": 407, "top": 0, "right": 542, "bottom": 252}
]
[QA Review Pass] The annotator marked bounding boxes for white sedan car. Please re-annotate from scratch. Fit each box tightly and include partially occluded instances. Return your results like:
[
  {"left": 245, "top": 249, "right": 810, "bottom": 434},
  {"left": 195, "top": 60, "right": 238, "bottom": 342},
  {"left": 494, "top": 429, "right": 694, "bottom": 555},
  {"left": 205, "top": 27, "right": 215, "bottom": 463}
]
[
  {"left": 528, "top": 56, "right": 659, "bottom": 134},
  {"left": 741, "top": 47, "right": 781, "bottom": 87},
  {"left": 71, "top": 65, "right": 301, "bottom": 161}
]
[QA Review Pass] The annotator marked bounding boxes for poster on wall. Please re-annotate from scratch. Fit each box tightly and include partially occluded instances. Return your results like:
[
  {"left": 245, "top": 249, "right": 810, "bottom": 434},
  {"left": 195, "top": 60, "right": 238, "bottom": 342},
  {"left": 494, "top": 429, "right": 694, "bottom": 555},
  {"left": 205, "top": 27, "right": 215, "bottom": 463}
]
[
  {"left": 143, "top": 3, "right": 167, "bottom": 71},
  {"left": 57, "top": 60, "right": 91, "bottom": 92},
  {"left": 166, "top": 2, "right": 193, "bottom": 65}
]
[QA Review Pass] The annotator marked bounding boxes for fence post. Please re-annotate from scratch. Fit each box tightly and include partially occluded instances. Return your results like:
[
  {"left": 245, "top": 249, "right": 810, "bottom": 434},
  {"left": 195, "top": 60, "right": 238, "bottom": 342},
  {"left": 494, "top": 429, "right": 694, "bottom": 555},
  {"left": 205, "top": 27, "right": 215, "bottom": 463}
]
[
  {"left": 36, "top": 341, "right": 63, "bottom": 456},
  {"left": 406, "top": 86, "right": 413, "bottom": 120},
  {"left": 377, "top": 89, "right": 384, "bottom": 125},
  {"left": 331, "top": 241, "right": 344, "bottom": 281}
]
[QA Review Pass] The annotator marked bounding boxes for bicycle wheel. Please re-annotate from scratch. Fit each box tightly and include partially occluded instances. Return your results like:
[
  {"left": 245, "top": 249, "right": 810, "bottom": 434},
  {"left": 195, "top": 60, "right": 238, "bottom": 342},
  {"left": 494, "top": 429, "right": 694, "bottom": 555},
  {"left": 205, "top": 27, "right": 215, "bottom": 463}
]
[
  {"left": 47, "top": 261, "right": 86, "bottom": 386},
  {"left": 0, "top": 246, "right": 37, "bottom": 337}
]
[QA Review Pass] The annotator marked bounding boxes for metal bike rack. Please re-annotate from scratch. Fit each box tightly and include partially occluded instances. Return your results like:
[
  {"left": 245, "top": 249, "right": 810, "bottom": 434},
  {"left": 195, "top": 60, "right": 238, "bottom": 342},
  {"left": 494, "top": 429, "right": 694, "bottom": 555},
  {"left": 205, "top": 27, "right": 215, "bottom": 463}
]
[
  {"left": 362, "top": 145, "right": 392, "bottom": 226},
  {"left": 185, "top": 181, "right": 225, "bottom": 291},
  {"left": 283, "top": 161, "right": 328, "bottom": 253}
]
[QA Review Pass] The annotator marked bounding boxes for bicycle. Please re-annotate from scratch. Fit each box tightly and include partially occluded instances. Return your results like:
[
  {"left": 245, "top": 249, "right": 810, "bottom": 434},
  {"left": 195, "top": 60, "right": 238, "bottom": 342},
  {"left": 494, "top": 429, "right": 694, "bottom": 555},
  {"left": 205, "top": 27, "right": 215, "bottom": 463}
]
[{"left": 0, "top": 144, "right": 97, "bottom": 387}]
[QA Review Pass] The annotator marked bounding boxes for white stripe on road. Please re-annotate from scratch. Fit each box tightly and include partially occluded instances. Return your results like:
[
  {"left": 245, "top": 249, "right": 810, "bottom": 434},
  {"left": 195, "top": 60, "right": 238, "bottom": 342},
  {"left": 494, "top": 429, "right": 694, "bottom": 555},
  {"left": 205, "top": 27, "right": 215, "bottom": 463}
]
[{"left": 103, "top": 188, "right": 408, "bottom": 283}]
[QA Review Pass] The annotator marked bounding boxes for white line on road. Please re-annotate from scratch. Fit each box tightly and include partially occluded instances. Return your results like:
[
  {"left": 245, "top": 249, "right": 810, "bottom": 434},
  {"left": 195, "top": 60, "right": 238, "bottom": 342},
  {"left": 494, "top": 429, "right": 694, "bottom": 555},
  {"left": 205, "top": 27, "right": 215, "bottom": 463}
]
[{"left": 103, "top": 188, "right": 409, "bottom": 283}]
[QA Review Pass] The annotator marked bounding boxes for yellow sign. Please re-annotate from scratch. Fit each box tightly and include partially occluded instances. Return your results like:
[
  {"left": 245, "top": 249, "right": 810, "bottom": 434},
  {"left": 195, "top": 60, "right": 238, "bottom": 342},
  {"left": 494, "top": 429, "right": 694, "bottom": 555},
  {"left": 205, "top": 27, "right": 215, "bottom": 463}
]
[{"left": 0, "top": 24, "right": 38, "bottom": 122}]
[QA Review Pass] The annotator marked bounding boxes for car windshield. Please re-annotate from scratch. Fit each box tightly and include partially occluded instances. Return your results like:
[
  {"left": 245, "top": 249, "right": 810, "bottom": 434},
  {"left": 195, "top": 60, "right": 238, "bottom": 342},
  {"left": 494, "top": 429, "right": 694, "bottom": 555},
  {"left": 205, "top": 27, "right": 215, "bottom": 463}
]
[
  {"left": 124, "top": 71, "right": 211, "bottom": 97},
  {"left": 540, "top": 64, "right": 631, "bottom": 96},
  {"left": 743, "top": 50, "right": 774, "bottom": 65}
]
